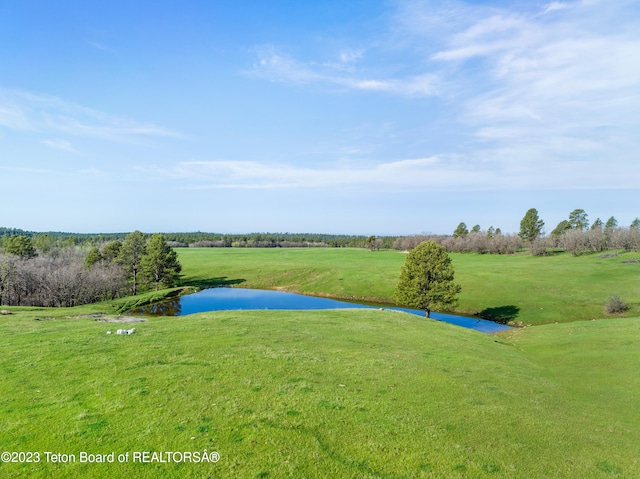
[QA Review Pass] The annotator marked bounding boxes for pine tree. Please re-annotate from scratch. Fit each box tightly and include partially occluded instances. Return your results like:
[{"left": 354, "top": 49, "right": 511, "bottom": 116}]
[
  {"left": 116, "top": 231, "right": 147, "bottom": 295},
  {"left": 84, "top": 247, "right": 103, "bottom": 270},
  {"left": 519, "top": 208, "right": 544, "bottom": 242},
  {"left": 605, "top": 216, "right": 618, "bottom": 230},
  {"left": 394, "top": 241, "right": 461, "bottom": 318},
  {"left": 568, "top": 209, "right": 589, "bottom": 231},
  {"left": 5, "top": 235, "right": 36, "bottom": 258},
  {"left": 453, "top": 222, "right": 468, "bottom": 238},
  {"left": 142, "top": 234, "right": 182, "bottom": 291}
]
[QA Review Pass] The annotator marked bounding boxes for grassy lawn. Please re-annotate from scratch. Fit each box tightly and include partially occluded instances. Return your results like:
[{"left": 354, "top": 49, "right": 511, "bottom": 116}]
[
  {"left": 177, "top": 247, "right": 640, "bottom": 325},
  {"left": 1, "top": 309, "right": 638, "bottom": 478}
]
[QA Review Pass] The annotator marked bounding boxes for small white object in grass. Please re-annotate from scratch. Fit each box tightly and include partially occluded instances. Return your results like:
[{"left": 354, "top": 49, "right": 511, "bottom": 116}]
[
  {"left": 115, "top": 328, "right": 137, "bottom": 335},
  {"left": 107, "top": 331, "right": 112, "bottom": 334}
]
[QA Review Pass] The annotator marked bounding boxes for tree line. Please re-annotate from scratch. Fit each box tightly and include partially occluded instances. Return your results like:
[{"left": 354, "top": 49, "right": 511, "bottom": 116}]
[
  {"left": 3, "top": 208, "right": 638, "bottom": 259},
  {"left": 0, "top": 231, "right": 181, "bottom": 307},
  {"left": 517, "top": 208, "right": 640, "bottom": 256},
  {"left": 0, "top": 228, "right": 396, "bottom": 249},
  {"left": 392, "top": 209, "right": 640, "bottom": 256}
]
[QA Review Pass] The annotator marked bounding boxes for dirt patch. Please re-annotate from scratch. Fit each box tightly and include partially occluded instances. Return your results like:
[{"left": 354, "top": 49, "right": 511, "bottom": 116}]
[
  {"left": 99, "top": 316, "right": 148, "bottom": 323},
  {"left": 79, "top": 313, "right": 147, "bottom": 323}
]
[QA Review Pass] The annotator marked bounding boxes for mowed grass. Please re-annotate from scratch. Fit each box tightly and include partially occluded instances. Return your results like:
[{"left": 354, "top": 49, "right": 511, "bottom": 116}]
[
  {"left": 177, "top": 248, "right": 640, "bottom": 325},
  {"left": 2, "top": 310, "right": 639, "bottom": 478}
]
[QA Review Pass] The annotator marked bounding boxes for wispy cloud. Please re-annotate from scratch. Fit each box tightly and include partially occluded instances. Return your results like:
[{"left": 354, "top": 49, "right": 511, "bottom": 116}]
[
  {"left": 145, "top": 152, "right": 640, "bottom": 192},
  {"left": 88, "top": 41, "right": 116, "bottom": 53},
  {"left": 398, "top": 0, "right": 640, "bottom": 188},
  {"left": 153, "top": 157, "right": 470, "bottom": 190},
  {"left": 542, "top": 2, "right": 572, "bottom": 14},
  {"left": 247, "top": 45, "right": 441, "bottom": 97},
  {"left": 0, "top": 100, "right": 31, "bottom": 131},
  {"left": 0, "top": 88, "right": 182, "bottom": 143},
  {"left": 41, "top": 139, "right": 78, "bottom": 153},
  {"left": 244, "top": 0, "right": 640, "bottom": 191}
]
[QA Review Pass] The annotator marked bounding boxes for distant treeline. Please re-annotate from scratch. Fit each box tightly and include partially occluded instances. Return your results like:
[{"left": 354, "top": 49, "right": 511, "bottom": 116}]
[
  {"left": 0, "top": 228, "right": 397, "bottom": 249},
  {"left": 392, "top": 227, "right": 640, "bottom": 256},
  {"left": 3, "top": 210, "right": 640, "bottom": 258}
]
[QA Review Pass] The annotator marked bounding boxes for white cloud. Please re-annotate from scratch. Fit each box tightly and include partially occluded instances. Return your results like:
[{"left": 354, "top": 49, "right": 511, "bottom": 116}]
[
  {"left": 248, "top": 45, "right": 441, "bottom": 97},
  {"left": 395, "top": 0, "right": 640, "bottom": 185},
  {"left": 41, "top": 139, "right": 78, "bottom": 153},
  {"left": 242, "top": 0, "right": 640, "bottom": 192},
  {"left": 0, "top": 88, "right": 182, "bottom": 142},
  {"left": 147, "top": 152, "right": 630, "bottom": 193},
  {"left": 339, "top": 48, "right": 363, "bottom": 64},
  {"left": 0, "top": 101, "right": 31, "bottom": 131},
  {"left": 543, "top": 2, "right": 572, "bottom": 14},
  {"left": 88, "top": 41, "right": 116, "bottom": 53}
]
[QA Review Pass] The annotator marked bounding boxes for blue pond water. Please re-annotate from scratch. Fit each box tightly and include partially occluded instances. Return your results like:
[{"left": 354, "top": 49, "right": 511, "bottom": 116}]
[{"left": 132, "top": 287, "right": 511, "bottom": 333}]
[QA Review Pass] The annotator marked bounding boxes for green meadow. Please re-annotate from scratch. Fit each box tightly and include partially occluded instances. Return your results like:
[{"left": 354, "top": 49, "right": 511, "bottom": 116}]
[
  {"left": 1, "top": 247, "right": 639, "bottom": 478},
  {"left": 177, "top": 247, "right": 640, "bottom": 325}
]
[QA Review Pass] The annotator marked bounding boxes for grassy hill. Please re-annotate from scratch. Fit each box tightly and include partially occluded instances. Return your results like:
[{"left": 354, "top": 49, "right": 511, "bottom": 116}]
[{"left": 1, "top": 309, "right": 638, "bottom": 478}]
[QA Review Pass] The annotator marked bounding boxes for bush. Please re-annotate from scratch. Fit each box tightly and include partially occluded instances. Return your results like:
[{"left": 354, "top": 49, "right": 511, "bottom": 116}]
[{"left": 604, "top": 295, "right": 627, "bottom": 314}]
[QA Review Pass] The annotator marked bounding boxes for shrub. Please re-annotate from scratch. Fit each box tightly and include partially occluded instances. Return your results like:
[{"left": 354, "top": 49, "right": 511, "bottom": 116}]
[{"left": 604, "top": 295, "right": 627, "bottom": 314}]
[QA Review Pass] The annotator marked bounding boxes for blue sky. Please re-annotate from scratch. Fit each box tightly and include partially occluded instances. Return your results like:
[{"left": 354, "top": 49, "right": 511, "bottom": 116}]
[{"left": 1, "top": 0, "right": 639, "bottom": 235}]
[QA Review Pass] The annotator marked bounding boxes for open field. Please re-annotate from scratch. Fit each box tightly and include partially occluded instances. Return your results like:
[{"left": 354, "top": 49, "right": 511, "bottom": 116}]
[
  {"left": 177, "top": 247, "right": 640, "bottom": 325},
  {"left": 2, "top": 247, "right": 638, "bottom": 478},
  {"left": 1, "top": 309, "right": 639, "bottom": 478}
]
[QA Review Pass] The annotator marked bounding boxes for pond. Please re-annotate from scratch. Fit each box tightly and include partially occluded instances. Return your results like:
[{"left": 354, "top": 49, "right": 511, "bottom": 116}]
[{"left": 130, "top": 287, "right": 511, "bottom": 333}]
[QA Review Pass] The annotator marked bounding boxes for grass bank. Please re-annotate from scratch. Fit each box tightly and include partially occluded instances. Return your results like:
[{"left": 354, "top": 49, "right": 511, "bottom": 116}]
[
  {"left": 1, "top": 310, "right": 638, "bottom": 478},
  {"left": 176, "top": 248, "right": 640, "bottom": 325}
]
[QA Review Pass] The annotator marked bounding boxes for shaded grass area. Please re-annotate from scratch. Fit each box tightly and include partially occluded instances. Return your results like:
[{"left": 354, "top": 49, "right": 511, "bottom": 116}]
[
  {"left": 176, "top": 248, "right": 640, "bottom": 325},
  {"left": 0, "top": 288, "right": 192, "bottom": 321},
  {"left": 1, "top": 310, "right": 639, "bottom": 478}
]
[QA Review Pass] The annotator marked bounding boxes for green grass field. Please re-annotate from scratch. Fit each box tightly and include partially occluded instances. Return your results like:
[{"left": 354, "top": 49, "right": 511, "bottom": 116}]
[
  {"left": 177, "top": 247, "right": 640, "bottom": 325},
  {"left": 2, "top": 309, "right": 639, "bottom": 478},
  {"left": 1, "top": 247, "right": 639, "bottom": 478}
]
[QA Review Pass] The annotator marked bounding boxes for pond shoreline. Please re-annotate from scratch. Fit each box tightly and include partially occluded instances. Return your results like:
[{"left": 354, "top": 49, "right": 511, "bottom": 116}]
[{"left": 131, "top": 286, "right": 512, "bottom": 334}]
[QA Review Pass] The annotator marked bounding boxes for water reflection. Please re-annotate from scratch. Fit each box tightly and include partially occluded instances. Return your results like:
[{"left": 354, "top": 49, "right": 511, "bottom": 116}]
[{"left": 137, "top": 298, "right": 182, "bottom": 316}]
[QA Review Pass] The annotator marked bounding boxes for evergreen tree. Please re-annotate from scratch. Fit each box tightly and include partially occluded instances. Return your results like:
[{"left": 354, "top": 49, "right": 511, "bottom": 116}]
[
  {"left": 453, "top": 222, "right": 469, "bottom": 238},
  {"left": 394, "top": 241, "right": 461, "bottom": 318},
  {"left": 568, "top": 209, "right": 589, "bottom": 231},
  {"left": 85, "top": 247, "right": 103, "bottom": 270},
  {"left": 552, "top": 220, "right": 571, "bottom": 237},
  {"left": 591, "top": 218, "right": 603, "bottom": 230},
  {"left": 5, "top": 235, "right": 36, "bottom": 258},
  {"left": 102, "top": 240, "right": 122, "bottom": 262},
  {"left": 605, "top": 216, "right": 618, "bottom": 229},
  {"left": 519, "top": 208, "right": 545, "bottom": 242},
  {"left": 116, "top": 231, "right": 147, "bottom": 295},
  {"left": 142, "top": 234, "right": 182, "bottom": 290}
]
